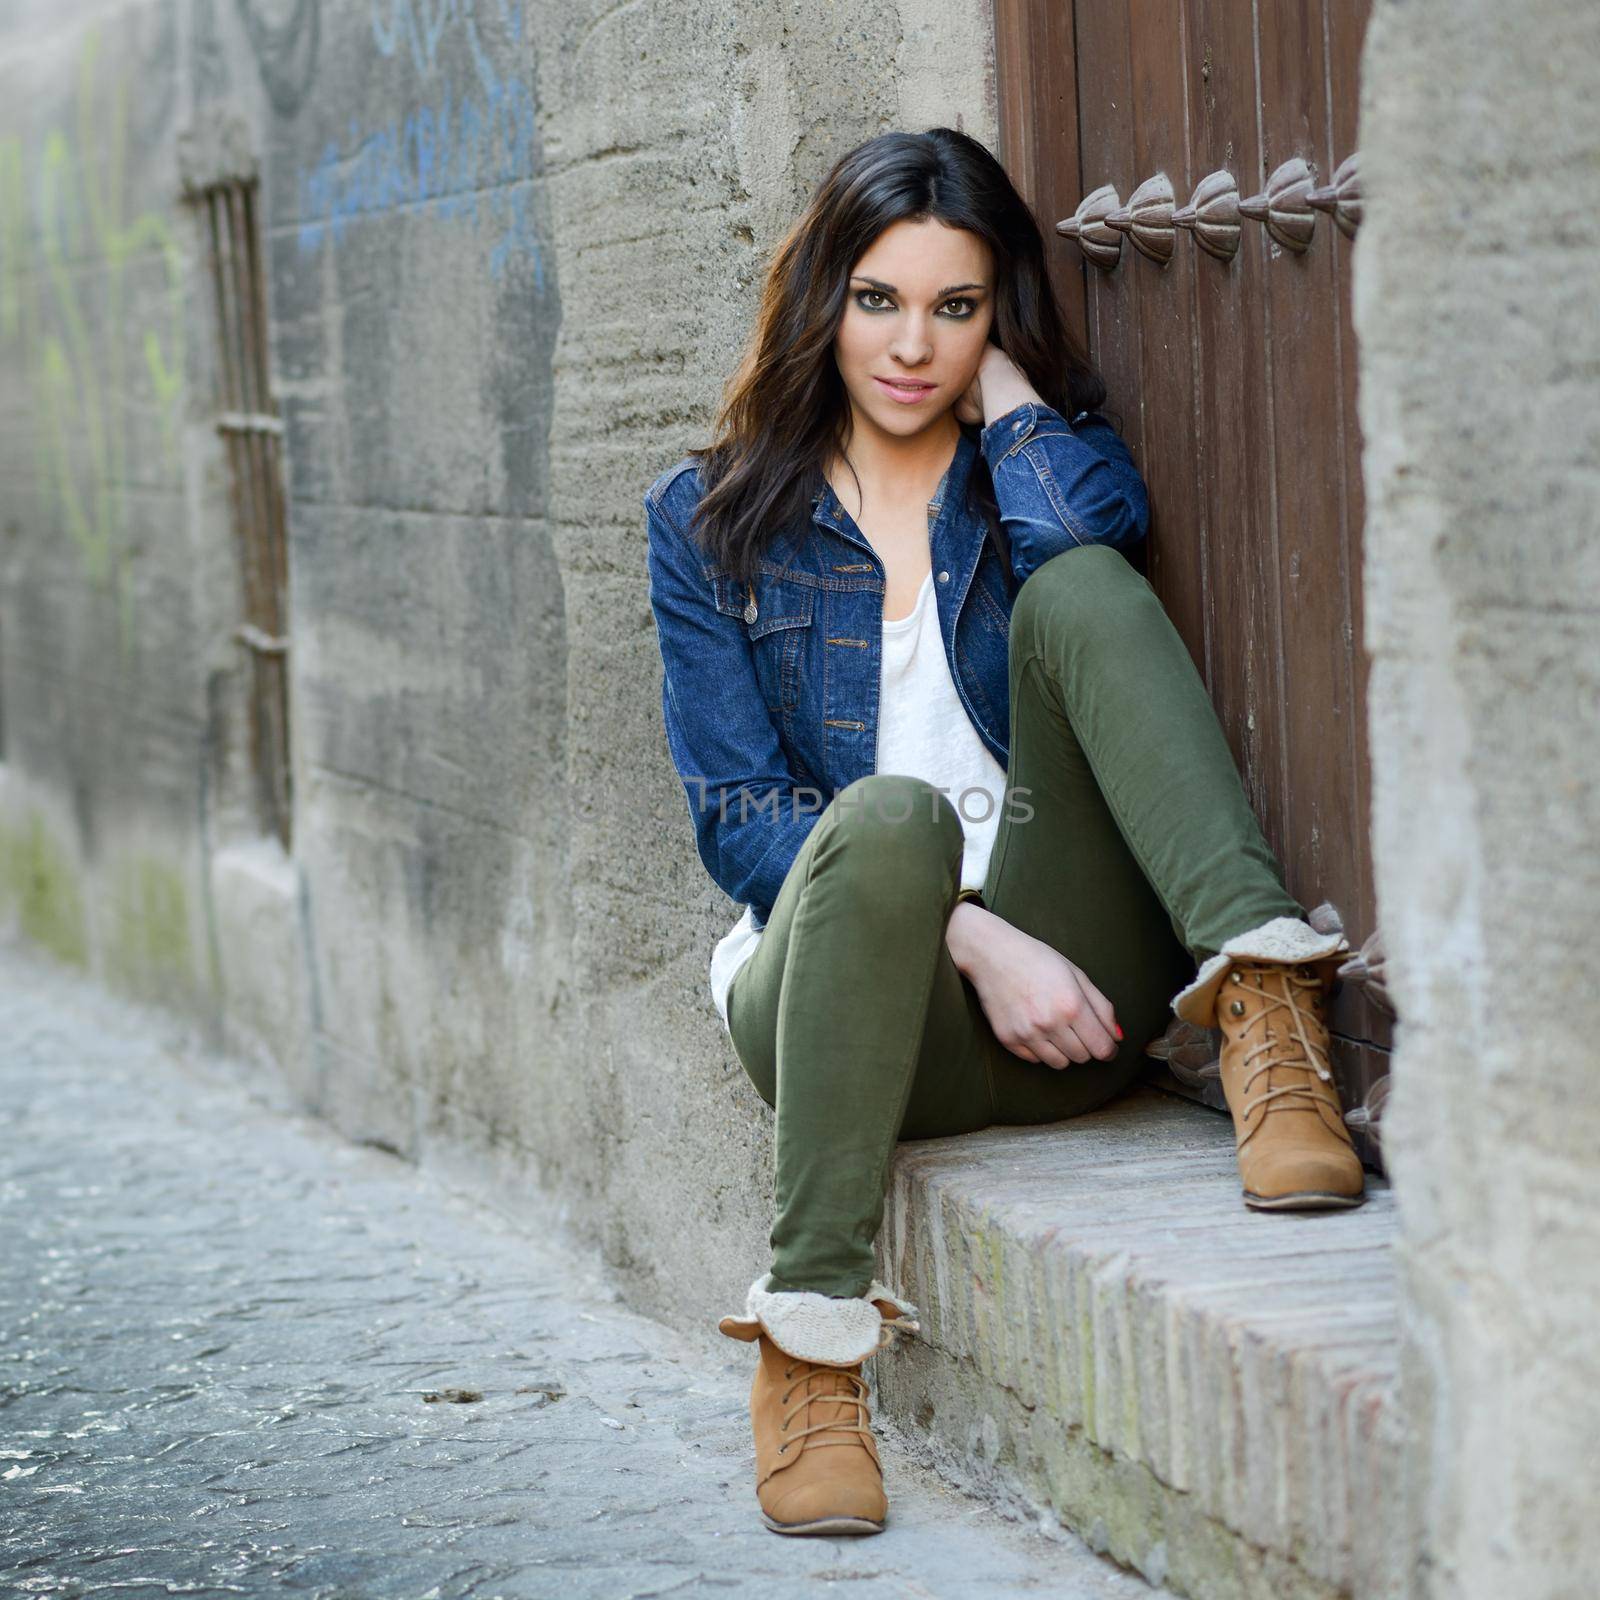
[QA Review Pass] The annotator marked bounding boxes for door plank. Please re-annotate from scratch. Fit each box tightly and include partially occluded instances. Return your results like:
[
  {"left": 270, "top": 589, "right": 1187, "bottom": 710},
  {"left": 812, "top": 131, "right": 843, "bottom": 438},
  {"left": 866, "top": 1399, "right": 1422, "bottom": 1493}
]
[
  {"left": 1069, "top": 2, "right": 1149, "bottom": 482},
  {"left": 1254, "top": 0, "right": 1360, "bottom": 921},
  {"left": 994, "top": 0, "right": 1090, "bottom": 349},
  {"left": 1254, "top": 0, "right": 1386, "bottom": 1091},
  {"left": 1126, "top": 0, "right": 1212, "bottom": 684},
  {"left": 1181, "top": 0, "right": 1291, "bottom": 858},
  {"left": 1324, "top": 0, "right": 1388, "bottom": 1056}
]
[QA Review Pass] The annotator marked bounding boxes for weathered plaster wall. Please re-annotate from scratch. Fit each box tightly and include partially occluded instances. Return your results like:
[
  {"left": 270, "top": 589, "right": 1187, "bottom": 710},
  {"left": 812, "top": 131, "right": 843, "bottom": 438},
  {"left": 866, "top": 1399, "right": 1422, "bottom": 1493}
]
[
  {"left": 1354, "top": 2, "right": 1600, "bottom": 1594},
  {"left": 0, "top": 1, "right": 223, "bottom": 1020},
  {"left": 0, "top": 0, "right": 995, "bottom": 1328}
]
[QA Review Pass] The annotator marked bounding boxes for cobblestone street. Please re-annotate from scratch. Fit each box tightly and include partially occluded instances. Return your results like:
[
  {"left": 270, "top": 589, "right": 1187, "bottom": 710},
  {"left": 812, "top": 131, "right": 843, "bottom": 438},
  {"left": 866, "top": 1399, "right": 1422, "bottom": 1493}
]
[{"left": 0, "top": 940, "right": 1159, "bottom": 1600}]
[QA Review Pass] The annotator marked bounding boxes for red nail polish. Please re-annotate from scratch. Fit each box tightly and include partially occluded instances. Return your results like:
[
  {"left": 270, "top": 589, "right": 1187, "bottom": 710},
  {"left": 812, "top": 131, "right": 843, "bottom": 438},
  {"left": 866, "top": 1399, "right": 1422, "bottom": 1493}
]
[{"left": 1114, "top": 1024, "right": 1124, "bottom": 1040}]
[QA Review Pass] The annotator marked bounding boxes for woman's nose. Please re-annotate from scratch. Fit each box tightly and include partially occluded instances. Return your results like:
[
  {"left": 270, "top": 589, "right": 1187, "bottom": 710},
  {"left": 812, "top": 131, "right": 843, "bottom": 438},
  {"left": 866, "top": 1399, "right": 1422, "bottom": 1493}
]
[{"left": 888, "top": 314, "right": 933, "bottom": 367}]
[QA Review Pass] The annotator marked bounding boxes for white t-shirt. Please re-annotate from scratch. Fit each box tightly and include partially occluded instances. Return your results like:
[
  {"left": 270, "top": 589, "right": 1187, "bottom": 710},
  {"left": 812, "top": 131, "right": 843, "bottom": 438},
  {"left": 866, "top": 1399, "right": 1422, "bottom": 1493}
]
[{"left": 709, "top": 567, "right": 1008, "bottom": 1031}]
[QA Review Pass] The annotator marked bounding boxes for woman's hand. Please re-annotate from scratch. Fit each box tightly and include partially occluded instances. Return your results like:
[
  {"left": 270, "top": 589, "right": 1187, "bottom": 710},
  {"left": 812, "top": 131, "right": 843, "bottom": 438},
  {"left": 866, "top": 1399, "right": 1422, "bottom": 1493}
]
[
  {"left": 953, "top": 342, "right": 1042, "bottom": 428},
  {"left": 946, "top": 903, "right": 1123, "bottom": 1067}
]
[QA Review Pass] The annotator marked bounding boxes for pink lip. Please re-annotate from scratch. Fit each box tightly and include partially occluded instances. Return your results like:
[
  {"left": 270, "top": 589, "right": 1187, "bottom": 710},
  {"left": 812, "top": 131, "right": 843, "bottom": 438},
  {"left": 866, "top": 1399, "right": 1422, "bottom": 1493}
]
[{"left": 873, "top": 375, "right": 938, "bottom": 404}]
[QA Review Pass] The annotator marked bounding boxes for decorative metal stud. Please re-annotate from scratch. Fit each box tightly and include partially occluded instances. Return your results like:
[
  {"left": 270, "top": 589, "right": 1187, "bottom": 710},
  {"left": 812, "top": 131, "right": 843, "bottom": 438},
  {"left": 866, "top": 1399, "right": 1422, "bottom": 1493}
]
[
  {"left": 1337, "top": 926, "right": 1394, "bottom": 1015},
  {"left": 1230, "top": 971, "right": 1243, "bottom": 983},
  {"left": 1238, "top": 156, "right": 1317, "bottom": 253},
  {"left": 1229, "top": 999, "right": 1247, "bottom": 1017},
  {"left": 1172, "top": 169, "right": 1241, "bottom": 262},
  {"left": 1307, "top": 151, "right": 1362, "bottom": 239},
  {"left": 743, "top": 585, "right": 758, "bottom": 625},
  {"left": 1104, "top": 172, "right": 1176, "bottom": 266},
  {"left": 1055, "top": 184, "right": 1123, "bottom": 272},
  {"left": 1343, "top": 1073, "right": 1391, "bottom": 1158},
  {"left": 1141, "top": 1017, "right": 1223, "bottom": 1105}
]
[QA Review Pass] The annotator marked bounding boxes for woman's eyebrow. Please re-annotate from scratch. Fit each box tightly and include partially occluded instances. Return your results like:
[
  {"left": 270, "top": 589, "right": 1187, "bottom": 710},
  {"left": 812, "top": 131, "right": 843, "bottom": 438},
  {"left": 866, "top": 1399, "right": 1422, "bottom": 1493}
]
[{"left": 850, "top": 275, "right": 989, "bottom": 298}]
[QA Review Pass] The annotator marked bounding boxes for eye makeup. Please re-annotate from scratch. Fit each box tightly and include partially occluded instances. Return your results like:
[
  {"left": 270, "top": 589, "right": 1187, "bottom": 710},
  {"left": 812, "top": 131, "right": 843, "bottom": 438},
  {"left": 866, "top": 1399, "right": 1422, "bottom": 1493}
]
[{"left": 851, "top": 288, "right": 982, "bottom": 319}]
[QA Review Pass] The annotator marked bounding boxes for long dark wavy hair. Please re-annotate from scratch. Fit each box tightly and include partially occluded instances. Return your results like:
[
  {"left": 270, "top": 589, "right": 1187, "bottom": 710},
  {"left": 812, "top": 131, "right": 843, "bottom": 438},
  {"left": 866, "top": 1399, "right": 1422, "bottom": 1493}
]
[{"left": 687, "top": 127, "right": 1110, "bottom": 585}]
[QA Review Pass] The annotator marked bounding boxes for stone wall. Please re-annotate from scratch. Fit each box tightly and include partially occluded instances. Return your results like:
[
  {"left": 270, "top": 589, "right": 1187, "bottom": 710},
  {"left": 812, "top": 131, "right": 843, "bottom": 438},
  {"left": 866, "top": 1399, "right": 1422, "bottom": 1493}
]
[
  {"left": 1354, "top": 1, "right": 1600, "bottom": 1593},
  {"left": 0, "top": 0, "right": 994, "bottom": 1329}
]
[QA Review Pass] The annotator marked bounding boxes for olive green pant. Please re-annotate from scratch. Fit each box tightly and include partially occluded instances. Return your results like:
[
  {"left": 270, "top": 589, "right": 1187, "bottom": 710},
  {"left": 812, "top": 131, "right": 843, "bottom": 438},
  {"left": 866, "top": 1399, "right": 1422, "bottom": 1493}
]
[{"left": 724, "top": 543, "right": 1304, "bottom": 1298}]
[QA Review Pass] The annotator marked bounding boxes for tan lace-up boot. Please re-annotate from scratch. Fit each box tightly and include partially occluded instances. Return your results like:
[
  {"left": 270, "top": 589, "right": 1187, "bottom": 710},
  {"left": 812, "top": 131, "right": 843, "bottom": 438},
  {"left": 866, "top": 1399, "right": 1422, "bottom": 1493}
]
[
  {"left": 718, "top": 1274, "right": 918, "bottom": 1535},
  {"left": 1172, "top": 916, "right": 1365, "bottom": 1210},
  {"left": 745, "top": 1335, "right": 884, "bottom": 1534},
  {"left": 1213, "top": 958, "right": 1365, "bottom": 1208}
]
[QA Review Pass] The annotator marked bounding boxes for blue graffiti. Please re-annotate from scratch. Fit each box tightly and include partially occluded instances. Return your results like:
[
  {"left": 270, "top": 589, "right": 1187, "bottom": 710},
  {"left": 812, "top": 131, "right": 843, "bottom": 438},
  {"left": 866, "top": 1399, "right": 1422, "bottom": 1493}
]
[
  {"left": 370, "top": 0, "right": 525, "bottom": 80},
  {"left": 296, "top": 1, "right": 542, "bottom": 288}
]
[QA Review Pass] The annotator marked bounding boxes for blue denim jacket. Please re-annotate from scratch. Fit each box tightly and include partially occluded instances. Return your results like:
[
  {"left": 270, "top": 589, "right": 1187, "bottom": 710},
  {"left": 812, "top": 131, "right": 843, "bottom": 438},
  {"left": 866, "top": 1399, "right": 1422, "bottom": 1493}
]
[{"left": 644, "top": 400, "right": 1149, "bottom": 930}]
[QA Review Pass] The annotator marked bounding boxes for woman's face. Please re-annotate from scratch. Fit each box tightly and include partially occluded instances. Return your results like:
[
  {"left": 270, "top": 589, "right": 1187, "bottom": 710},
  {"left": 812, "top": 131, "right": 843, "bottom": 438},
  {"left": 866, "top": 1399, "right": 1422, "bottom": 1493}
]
[{"left": 834, "top": 217, "right": 995, "bottom": 441}]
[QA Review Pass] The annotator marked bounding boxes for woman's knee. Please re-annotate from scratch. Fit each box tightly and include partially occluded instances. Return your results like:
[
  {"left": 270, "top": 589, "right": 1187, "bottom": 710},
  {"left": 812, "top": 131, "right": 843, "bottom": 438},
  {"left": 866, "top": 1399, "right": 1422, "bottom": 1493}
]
[
  {"left": 820, "top": 774, "right": 965, "bottom": 880},
  {"left": 1012, "top": 543, "right": 1152, "bottom": 650}
]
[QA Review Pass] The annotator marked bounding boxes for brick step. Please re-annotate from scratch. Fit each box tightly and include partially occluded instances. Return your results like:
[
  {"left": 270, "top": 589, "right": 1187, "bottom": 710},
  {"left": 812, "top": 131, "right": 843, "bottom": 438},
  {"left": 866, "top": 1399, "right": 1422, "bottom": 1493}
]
[{"left": 875, "top": 1087, "right": 1400, "bottom": 1600}]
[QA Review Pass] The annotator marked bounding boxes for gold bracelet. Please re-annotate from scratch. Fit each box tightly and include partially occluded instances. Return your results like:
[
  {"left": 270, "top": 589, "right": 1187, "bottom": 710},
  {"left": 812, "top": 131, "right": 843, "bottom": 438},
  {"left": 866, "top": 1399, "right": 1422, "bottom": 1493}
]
[{"left": 955, "top": 888, "right": 987, "bottom": 911}]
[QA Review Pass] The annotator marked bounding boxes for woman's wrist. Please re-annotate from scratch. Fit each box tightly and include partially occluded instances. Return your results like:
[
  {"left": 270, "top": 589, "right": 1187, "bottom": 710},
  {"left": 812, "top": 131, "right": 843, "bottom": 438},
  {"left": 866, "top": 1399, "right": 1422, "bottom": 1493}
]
[
  {"left": 980, "top": 347, "right": 1042, "bottom": 426},
  {"left": 945, "top": 899, "right": 995, "bottom": 980}
]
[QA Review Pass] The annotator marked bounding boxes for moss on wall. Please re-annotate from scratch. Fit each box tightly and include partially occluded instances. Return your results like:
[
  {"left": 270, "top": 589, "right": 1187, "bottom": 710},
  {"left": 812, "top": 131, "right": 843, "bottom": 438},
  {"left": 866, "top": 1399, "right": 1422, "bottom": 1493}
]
[
  {"left": 105, "top": 853, "right": 194, "bottom": 996},
  {"left": 0, "top": 813, "right": 88, "bottom": 967}
]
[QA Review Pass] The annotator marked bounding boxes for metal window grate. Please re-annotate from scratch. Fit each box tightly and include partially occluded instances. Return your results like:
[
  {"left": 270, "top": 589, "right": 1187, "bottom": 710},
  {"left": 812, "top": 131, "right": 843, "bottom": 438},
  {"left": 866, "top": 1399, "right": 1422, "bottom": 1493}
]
[{"left": 199, "top": 176, "right": 292, "bottom": 849}]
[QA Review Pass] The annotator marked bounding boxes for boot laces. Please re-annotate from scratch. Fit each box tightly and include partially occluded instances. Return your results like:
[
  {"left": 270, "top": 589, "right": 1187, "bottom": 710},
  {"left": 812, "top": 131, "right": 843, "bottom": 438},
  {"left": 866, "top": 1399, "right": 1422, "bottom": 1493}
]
[
  {"left": 1232, "top": 966, "right": 1349, "bottom": 1151},
  {"left": 777, "top": 1360, "right": 872, "bottom": 1456}
]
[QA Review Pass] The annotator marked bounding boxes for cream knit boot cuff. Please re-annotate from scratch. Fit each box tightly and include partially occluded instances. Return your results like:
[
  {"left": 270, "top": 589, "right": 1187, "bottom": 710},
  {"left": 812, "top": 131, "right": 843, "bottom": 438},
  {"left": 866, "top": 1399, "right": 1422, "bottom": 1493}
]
[
  {"left": 1170, "top": 915, "right": 1350, "bottom": 1028},
  {"left": 718, "top": 1273, "right": 920, "bottom": 1365}
]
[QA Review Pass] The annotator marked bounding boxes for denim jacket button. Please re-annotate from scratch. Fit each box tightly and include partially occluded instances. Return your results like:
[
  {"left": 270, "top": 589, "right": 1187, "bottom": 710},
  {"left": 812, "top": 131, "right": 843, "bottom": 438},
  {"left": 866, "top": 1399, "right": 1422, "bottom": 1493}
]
[{"left": 936, "top": 570, "right": 950, "bottom": 583}]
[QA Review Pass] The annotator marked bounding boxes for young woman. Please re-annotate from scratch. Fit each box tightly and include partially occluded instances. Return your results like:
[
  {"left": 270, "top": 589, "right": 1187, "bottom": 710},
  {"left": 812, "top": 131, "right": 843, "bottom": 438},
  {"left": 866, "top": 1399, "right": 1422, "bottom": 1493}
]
[{"left": 644, "top": 128, "right": 1364, "bottom": 1538}]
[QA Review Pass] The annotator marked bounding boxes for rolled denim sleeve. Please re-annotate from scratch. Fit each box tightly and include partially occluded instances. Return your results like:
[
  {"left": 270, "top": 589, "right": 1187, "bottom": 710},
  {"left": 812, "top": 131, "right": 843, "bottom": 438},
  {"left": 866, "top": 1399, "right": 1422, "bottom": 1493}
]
[
  {"left": 979, "top": 400, "right": 1150, "bottom": 587},
  {"left": 645, "top": 489, "right": 820, "bottom": 923}
]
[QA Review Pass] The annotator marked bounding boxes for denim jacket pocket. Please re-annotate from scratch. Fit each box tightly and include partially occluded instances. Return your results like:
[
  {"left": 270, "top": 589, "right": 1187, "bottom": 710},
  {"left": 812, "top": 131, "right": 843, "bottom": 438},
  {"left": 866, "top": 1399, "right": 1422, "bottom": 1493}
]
[
  {"left": 744, "top": 588, "right": 813, "bottom": 714},
  {"left": 706, "top": 570, "right": 816, "bottom": 714}
]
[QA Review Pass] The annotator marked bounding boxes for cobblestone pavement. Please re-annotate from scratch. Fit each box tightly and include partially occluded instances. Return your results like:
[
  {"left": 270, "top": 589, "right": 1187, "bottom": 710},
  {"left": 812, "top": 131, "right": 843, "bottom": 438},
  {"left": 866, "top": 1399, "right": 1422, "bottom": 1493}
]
[{"left": 0, "top": 940, "right": 1163, "bottom": 1600}]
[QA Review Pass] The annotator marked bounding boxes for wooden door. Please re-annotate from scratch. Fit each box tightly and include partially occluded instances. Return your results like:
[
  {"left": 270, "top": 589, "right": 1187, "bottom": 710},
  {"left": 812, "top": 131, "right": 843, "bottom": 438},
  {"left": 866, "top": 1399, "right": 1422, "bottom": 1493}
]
[{"left": 995, "top": 0, "right": 1390, "bottom": 1162}]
